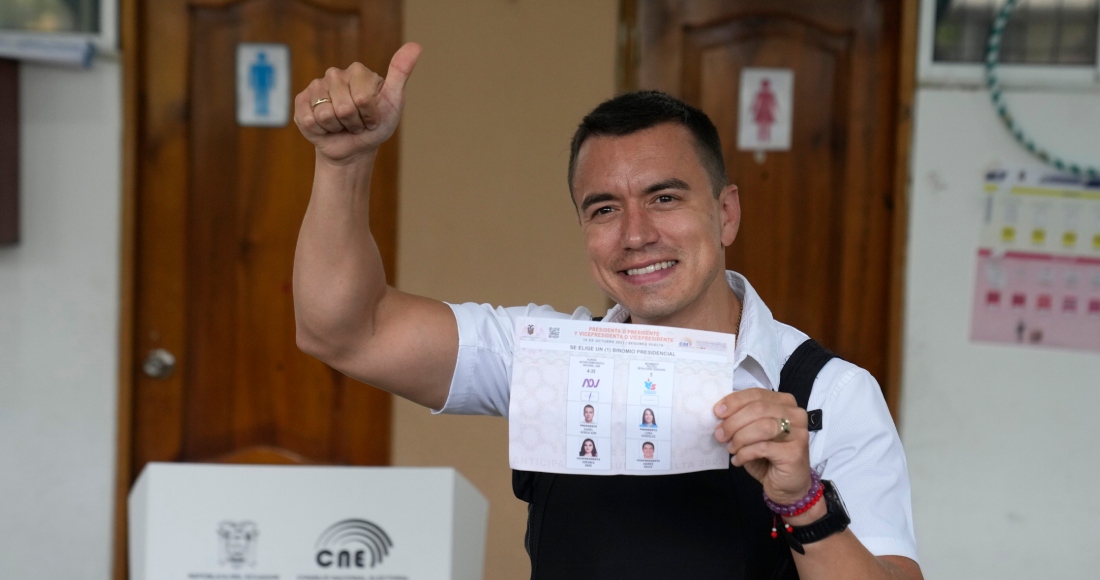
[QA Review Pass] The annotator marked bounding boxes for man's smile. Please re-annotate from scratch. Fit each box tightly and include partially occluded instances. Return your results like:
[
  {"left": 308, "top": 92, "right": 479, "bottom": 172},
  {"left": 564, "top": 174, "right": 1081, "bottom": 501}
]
[
  {"left": 619, "top": 259, "right": 679, "bottom": 284},
  {"left": 623, "top": 259, "right": 678, "bottom": 276}
]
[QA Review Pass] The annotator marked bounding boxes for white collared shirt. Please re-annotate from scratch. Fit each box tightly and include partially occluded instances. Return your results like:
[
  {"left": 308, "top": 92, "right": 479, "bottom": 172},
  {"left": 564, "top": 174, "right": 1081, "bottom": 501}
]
[{"left": 439, "top": 271, "right": 918, "bottom": 561}]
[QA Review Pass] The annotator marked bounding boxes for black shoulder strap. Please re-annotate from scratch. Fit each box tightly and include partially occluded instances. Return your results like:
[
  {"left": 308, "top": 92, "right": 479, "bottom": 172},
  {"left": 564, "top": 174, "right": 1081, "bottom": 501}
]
[{"left": 777, "top": 339, "right": 837, "bottom": 431}]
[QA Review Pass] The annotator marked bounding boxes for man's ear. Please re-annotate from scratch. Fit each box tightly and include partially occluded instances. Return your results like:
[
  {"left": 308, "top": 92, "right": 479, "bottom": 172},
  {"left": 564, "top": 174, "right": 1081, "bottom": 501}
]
[{"left": 718, "top": 184, "right": 741, "bottom": 247}]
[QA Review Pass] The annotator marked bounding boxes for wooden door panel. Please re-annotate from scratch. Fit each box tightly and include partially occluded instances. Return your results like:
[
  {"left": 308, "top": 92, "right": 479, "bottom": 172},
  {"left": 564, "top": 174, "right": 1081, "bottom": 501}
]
[
  {"left": 185, "top": 0, "right": 363, "bottom": 464},
  {"left": 131, "top": 0, "right": 399, "bottom": 477},
  {"left": 635, "top": 0, "right": 900, "bottom": 385},
  {"left": 684, "top": 16, "right": 852, "bottom": 347}
]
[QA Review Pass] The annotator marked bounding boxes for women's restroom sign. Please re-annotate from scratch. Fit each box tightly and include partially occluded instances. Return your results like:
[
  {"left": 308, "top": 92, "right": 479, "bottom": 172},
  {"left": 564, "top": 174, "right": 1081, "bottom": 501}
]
[
  {"left": 236, "top": 43, "right": 290, "bottom": 127},
  {"left": 738, "top": 68, "right": 793, "bottom": 151}
]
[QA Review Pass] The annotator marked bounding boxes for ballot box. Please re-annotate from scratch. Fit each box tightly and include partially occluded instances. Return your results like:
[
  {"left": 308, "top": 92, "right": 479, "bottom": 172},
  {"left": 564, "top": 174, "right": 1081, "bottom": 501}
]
[{"left": 128, "top": 463, "right": 489, "bottom": 580}]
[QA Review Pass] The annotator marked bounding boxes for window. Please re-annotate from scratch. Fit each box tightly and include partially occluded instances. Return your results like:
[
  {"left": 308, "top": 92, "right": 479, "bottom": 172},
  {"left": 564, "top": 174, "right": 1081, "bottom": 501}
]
[
  {"left": 920, "top": 0, "right": 1100, "bottom": 86},
  {"left": 0, "top": 0, "right": 101, "bottom": 35},
  {"left": 0, "top": 0, "right": 116, "bottom": 54},
  {"left": 934, "top": 0, "right": 1098, "bottom": 65}
]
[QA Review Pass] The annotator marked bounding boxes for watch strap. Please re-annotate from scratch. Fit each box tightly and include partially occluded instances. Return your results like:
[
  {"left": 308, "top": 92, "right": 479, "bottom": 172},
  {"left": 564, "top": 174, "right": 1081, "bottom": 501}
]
[{"left": 779, "top": 479, "right": 851, "bottom": 554}]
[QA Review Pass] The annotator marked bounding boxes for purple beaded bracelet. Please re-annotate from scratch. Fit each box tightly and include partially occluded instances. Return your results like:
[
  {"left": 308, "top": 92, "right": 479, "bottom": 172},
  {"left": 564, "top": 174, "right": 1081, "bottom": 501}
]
[{"left": 763, "top": 470, "right": 822, "bottom": 516}]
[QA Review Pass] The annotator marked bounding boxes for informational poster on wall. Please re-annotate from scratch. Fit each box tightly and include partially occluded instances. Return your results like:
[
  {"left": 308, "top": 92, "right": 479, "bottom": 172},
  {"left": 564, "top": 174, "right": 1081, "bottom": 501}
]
[
  {"left": 970, "top": 167, "right": 1100, "bottom": 352},
  {"left": 508, "top": 318, "right": 736, "bottom": 476}
]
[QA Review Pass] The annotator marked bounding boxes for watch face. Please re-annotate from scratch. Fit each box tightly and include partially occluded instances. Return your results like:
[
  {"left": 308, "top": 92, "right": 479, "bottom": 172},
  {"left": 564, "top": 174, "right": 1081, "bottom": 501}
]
[
  {"left": 825, "top": 480, "right": 850, "bottom": 519},
  {"left": 790, "top": 480, "right": 850, "bottom": 545}
]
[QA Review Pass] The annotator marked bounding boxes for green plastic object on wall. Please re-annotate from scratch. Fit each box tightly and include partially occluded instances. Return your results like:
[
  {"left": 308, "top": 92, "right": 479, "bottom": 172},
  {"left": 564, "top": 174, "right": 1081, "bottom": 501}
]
[{"left": 985, "top": 0, "right": 1100, "bottom": 179}]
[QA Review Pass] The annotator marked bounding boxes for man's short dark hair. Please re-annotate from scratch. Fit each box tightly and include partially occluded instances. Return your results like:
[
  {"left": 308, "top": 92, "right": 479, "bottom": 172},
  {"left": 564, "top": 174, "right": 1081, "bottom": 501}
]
[
  {"left": 584, "top": 405, "right": 594, "bottom": 411},
  {"left": 568, "top": 90, "right": 728, "bottom": 204},
  {"left": 642, "top": 442, "right": 655, "bottom": 449}
]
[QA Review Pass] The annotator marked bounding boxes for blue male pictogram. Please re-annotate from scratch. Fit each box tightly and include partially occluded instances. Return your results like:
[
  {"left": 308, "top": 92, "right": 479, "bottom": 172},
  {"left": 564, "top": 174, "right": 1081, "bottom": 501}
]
[{"left": 249, "top": 52, "right": 276, "bottom": 117}]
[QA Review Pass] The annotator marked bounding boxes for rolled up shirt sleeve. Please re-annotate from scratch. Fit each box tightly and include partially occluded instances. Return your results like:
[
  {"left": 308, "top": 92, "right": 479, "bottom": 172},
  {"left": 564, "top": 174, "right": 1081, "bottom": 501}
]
[{"left": 434, "top": 302, "right": 589, "bottom": 418}]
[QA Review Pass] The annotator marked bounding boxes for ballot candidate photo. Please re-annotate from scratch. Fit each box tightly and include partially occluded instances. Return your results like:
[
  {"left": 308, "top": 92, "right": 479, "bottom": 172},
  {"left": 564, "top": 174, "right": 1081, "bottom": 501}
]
[
  {"left": 583, "top": 404, "right": 595, "bottom": 424},
  {"left": 580, "top": 438, "right": 598, "bottom": 458},
  {"left": 292, "top": 43, "right": 921, "bottom": 580},
  {"left": 641, "top": 441, "right": 655, "bottom": 460},
  {"left": 639, "top": 408, "right": 657, "bottom": 429}
]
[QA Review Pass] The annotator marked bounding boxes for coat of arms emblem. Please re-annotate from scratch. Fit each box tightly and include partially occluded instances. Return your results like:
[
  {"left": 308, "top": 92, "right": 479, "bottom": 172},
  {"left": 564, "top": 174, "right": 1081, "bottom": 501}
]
[
  {"left": 217, "top": 521, "right": 258, "bottom": 568},
  {"left": 526, "top": 324, "right": 535, "bottom": 335}
]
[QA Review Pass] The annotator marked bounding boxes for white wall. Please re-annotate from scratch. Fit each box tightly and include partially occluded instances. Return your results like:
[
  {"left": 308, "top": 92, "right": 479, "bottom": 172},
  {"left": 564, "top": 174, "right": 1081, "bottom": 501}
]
[
  {"left": 0, "top": 60, "right": 121, "bottom": 578},
  {"left": 901, "top": 87, "right": 1100, "bottom": 577}
]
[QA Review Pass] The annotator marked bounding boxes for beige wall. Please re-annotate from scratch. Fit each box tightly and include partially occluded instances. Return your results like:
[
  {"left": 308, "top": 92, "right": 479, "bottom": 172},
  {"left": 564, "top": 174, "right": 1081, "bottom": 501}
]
[{"left": 394, "top": 1, "right": 618, "bottom": 578}]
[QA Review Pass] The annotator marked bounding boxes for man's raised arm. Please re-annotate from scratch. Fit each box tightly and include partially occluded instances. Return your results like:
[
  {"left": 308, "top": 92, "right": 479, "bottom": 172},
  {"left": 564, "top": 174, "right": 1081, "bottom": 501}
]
[{"left": 292, "top": 43, "right": 456, "bottom": 410}]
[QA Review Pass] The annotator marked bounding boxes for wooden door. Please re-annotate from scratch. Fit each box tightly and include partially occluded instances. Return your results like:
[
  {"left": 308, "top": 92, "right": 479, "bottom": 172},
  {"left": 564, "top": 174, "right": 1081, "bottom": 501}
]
[
  {"left": 121, "top": 0, "right": 400, "bottom": 534},
  {"left": 629, "top": 0, "right": 907, "bottom": 407}
]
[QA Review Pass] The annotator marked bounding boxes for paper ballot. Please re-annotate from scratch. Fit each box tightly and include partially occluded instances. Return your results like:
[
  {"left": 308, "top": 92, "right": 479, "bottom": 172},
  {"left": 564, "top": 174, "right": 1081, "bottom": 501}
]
[{"left": 509, "top": 318, "right": 736, "bottom": 475}]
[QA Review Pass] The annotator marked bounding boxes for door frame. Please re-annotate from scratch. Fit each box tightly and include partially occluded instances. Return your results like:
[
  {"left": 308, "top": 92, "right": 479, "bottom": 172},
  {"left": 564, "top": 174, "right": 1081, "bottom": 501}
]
[
  {"left": 112, "top": 0, "right": 138, "bottom": 576},
  {"left": 0, "top": 59, "right": 17, "bottom": 245},
  {"left": 616, "top": 0, "right": 919, "bottom": 422}
]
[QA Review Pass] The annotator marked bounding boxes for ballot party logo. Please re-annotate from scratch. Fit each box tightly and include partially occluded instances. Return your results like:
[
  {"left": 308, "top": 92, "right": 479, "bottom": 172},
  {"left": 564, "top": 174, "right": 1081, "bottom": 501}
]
[
  {"left": 643, "top": 375, "right": 657, "bottom": 391},
  {"left": 216, "top": 521, "right": 259, "bottom": 569},
  {"left": 314, "top": 518, "right": 394, "bottom": 569}
]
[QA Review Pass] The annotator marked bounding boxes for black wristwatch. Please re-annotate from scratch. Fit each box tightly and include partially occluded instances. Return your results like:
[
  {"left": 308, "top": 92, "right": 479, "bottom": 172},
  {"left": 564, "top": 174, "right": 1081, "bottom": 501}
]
[{"left": 779, "top": 479, "right": 851, "bottom": 554}]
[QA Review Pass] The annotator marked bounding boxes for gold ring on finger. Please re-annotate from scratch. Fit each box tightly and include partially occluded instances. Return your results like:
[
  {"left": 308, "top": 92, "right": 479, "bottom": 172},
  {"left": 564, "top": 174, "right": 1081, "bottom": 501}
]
[
  {"left": 775, "top": 417, "right": 791, "bottom": 439},
  {"left": 311, "top": 97, "right": 332, "bottom": 109}
]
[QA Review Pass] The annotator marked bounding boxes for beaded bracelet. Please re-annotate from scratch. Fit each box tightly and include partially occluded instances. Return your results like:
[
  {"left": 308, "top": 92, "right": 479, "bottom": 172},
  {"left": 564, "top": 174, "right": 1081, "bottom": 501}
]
[{"left": 763, "top": 469, "right": 823, "bottom": 517}]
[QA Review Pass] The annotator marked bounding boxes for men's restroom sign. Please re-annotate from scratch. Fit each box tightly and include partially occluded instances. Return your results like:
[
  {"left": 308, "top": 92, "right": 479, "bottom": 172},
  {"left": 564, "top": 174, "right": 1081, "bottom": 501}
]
[
  {"left": 236, "top": 43, "right": 290, "bottom": 127},
  {"left": 737, "top": 68, "right": 793, "bottom": 151}
]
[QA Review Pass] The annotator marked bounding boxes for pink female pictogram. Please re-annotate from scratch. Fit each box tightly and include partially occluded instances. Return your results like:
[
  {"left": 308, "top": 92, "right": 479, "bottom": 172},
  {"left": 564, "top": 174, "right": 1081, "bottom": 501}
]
[{"left": 751, "top": 78, "right": 778, "bottom": 142}]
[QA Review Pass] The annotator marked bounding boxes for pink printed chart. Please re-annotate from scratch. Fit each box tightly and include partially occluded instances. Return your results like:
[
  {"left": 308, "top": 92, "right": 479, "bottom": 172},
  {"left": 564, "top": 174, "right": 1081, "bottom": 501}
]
[
  {"left": 971, "top": 250, "right": 1100, "bottom": 351},
  {"left": 970, "top": 167, "right": 1100, "bottom": 352}
]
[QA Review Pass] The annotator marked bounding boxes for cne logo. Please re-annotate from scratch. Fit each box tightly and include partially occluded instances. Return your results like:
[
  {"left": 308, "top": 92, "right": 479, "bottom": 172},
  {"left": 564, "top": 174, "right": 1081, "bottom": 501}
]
[
  {"left": 315, "top": 519, "right": 393, "bottom": 569},
  {"left": 581, "top": 378, "right": 600, "bottom": 388}
]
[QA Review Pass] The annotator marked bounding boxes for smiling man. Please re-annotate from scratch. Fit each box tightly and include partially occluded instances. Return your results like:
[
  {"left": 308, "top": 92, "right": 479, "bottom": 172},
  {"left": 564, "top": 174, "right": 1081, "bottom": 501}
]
[{"left": 293, "top": 44, "right": 921, "bottom": 580}]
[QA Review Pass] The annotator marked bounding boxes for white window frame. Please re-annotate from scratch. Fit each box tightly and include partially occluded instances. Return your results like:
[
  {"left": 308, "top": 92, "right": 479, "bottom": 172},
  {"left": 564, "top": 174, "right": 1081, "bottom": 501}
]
[
  {"left": 0, "top": 0, "right": 118, "bottom": 59},
  {"left": 918, "top": 0, "right": 1100, "bottom": 88}
]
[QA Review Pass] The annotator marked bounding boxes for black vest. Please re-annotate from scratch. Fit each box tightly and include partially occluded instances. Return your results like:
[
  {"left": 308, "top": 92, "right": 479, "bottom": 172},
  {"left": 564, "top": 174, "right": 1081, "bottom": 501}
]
[{"left": 512, "top": 339, "right": 837, "bottom": 580}]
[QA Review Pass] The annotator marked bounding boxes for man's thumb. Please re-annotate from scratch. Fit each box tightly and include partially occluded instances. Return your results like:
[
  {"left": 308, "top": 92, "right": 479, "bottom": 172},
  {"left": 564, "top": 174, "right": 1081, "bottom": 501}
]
[{"left": 382, "top": 42, "right": 422, "bottom": 103}]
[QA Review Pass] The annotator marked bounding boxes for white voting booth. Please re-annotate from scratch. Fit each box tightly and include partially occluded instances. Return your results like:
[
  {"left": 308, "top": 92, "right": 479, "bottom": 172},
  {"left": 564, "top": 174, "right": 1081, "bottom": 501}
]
[{"left": 129, "top": 463, "right": 488, "bottom": 580}]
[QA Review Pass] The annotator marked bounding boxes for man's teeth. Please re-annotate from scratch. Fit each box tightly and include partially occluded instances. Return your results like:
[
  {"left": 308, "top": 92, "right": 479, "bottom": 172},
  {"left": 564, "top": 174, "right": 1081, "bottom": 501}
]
[{"left": 626, "top": 261, "right": 677, "bottom": 276}]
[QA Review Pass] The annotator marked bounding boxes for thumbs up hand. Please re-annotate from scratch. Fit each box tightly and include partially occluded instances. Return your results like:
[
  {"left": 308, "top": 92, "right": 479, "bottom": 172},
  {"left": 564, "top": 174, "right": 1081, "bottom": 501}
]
[{"left": 294, "top": 42, "right": 422, "bottom": 164}]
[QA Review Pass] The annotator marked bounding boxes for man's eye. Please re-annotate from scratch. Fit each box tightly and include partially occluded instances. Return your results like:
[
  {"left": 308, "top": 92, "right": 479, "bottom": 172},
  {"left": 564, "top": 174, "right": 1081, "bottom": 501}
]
[
  {"left": 592, "top": 206, "right": 614, "bottom": 216},
  {"left": 656, "top": 195, "right": 675, "bottom": 203}
]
